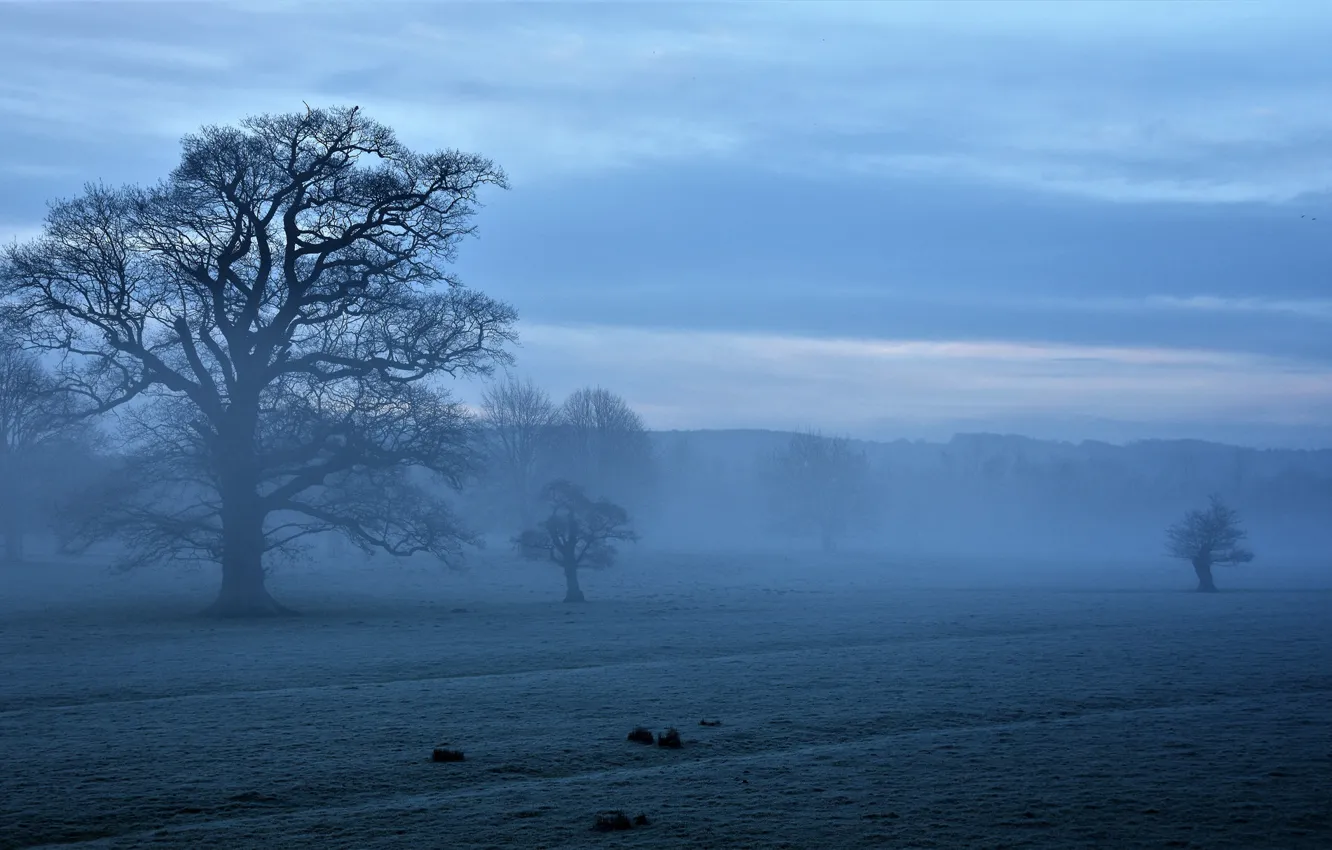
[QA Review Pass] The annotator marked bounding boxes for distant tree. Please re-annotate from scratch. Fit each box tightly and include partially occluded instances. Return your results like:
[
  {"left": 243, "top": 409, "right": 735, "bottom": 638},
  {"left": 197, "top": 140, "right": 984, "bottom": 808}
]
[
  {"left": 763, "top": 430, "right": 872, "bottom": 552},
  {"left": 478, "top": 376, "right": 558, "bottom": 529},
  {"left": 0, "top": 336, "right": 93, "bottom": 563},
  {"left": 1, "top": 105, "right": 515, "bottom": 615},
  {"left": 553, "top": 387, "right": 654, "bottom": 507},
  {"left": 514, "top": 479, "right": 637, "bottom": 602},
  {"left": 1165, "top": 494, "right": 1254, "bottom": 592}
]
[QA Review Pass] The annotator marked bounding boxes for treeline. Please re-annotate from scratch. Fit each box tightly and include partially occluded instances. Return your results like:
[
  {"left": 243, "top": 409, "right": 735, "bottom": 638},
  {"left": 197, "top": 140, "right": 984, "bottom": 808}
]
[
  {"left": 464, "top": 378, "right": 885, "bottom": 554},
  {"left": 644, "top": 430, "right": 1332, "bottom": 560},
  {"left": 468, "top": 379, "right": 654, "bottom": 532},
  {"left": 1, "top": 106, "right": 1326, "bottom": 617},
  {"left": 5, "top": 348, "right": 1329, "bottom": 569}
]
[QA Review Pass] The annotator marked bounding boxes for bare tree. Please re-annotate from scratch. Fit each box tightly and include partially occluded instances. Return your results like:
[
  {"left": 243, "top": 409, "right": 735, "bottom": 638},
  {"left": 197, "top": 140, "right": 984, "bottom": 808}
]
[
  {"left": 1166, "top": 494, "right": 1254, "bottom": 592},
  {"left": 553, "top": 386, "right": 654, "bottom": 508},
  {"left": 0, "top": 336, "right": 91, "bottom": 563},
  {"left": 478, "top": 376, "right": 557, "bottom": 529},
  {"left": 763, "top": 430, "right": 872, "bottom": 552},
  {"left": 514, "top": 479, "right": 637, "bottom": 602},
  {"left": 1, "top": 106, "right": 516, "bottom": 615}
]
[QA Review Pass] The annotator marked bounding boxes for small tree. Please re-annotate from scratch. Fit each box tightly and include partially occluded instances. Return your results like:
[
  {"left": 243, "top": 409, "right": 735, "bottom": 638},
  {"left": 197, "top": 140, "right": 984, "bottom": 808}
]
[
  {"left": 514, "top": 479, "right": 637, "bottom": 602},
  {"left": 763, "top": 430, "right": 872, "bottom": 552},
  {"left": 1166, "top": 494, "right": 1254, "bottom": 592}
]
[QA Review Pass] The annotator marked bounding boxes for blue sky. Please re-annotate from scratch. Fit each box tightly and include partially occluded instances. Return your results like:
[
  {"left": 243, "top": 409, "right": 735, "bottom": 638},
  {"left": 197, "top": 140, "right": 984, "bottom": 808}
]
[{"left": 2, "top": 1, "right": 1331, "bottom": 446}]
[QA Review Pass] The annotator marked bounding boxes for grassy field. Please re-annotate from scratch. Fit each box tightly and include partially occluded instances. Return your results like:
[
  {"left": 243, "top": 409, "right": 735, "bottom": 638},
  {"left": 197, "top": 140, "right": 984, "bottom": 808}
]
[{"left": 2, "top": 551, "right": 1329, "bottom": 848}]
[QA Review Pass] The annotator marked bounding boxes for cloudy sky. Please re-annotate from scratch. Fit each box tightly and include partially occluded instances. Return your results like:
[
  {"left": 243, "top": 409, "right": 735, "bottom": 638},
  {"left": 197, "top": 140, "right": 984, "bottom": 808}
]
[{"left": 2, "top": 1, "right": 1331, "bottom": 446}]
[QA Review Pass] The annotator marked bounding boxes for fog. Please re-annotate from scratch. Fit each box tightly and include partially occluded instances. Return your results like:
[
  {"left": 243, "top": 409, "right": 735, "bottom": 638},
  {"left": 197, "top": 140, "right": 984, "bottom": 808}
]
[
  {"left": 5, "top": 421, "right": 1332, "bottom": 604},
  {"left": 3, "top": 2, "right": 1332, "bottom": 847},
  {"left": 4, "top": 408, "right": 1330, "bottom": 847}
]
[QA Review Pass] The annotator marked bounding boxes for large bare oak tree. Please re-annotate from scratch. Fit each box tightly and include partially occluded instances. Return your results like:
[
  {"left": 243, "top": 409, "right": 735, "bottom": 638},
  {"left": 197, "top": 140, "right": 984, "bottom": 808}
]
[{"left": 1, "top": 106, "right": 516, "bottom": 615}]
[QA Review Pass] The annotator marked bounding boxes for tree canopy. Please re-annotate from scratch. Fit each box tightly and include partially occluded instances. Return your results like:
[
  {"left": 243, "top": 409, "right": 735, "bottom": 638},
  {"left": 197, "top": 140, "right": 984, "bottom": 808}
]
[
  {"left": 477, "top": 376, "right": 558, "bottom": 529},
  {"left": 549, "top": 387, "right": 654, "bottom": 509},
  {"left": 1165, "top": 494, "right": 1254, "bottom": 591},
  {"left": 0, "top": 105, "right": 516, "bottom": 613},
  {"left": 515, "top": 479, "right": 638, "bottom": 602}
]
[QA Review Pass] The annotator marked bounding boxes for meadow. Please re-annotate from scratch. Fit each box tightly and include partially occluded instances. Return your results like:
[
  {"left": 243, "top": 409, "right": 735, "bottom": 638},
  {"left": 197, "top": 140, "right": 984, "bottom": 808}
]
[{"left": 3, "top": 550, "right": 1329, "bottom": 848}]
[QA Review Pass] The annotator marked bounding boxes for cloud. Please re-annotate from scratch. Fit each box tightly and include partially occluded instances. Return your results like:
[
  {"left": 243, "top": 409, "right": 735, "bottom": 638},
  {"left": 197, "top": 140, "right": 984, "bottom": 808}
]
[
  {"left": 470, "top": 323, "right": 1332, "bottom": 436},
  {"left": 2, "top": 3, "right": 1328, "bottom": 445},
  {"left": 840, "top": 149, "right": 1332, "bottom": 205},
  {"left": 1135, "top": 295, "right": 1332, "bottom": 320},
  {"left": 989, "top": 294, "right": 1332, "bottom": 322},
  {"left": 2, "top": 2, "right": 1332, "bottom": 200}
]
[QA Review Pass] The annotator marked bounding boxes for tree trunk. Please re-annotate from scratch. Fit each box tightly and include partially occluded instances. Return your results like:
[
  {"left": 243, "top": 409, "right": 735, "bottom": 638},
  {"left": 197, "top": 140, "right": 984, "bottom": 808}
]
[
  {"left": 1193, "top": 558, "right": 1217, "bottom": 592},
  {"left": 207, "top": 555, "right": 290, "bottom": 616},
  {"left": 206, "top": 485, "right": 291, "bottom": 617},
  {"left": 563, "top": 563, "right": 586, "bottom": 603}
]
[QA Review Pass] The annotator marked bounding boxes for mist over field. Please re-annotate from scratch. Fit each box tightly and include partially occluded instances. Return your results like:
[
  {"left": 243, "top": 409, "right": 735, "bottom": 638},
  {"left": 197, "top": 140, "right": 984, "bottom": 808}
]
[{"left": 2, "top": 1, "right": 1331, "bottom": 848}]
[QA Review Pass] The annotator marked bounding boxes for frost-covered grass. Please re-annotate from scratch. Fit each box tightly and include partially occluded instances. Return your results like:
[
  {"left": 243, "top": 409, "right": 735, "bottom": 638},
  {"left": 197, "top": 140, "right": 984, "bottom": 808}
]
[{"left": 2, "top": 551, "right": 1329, "bottom": 848}]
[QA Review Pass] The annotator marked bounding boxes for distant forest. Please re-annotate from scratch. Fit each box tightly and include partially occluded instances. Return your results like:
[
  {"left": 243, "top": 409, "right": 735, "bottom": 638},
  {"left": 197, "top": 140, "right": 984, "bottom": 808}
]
[{"left": 633, "top": 430, "right": 1332, "bottom": 561}]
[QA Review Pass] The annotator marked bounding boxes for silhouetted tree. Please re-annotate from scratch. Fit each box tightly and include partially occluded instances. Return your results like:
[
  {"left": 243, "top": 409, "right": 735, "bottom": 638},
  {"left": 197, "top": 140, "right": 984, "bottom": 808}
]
[
  {"left": 552, "top": 386, "right": 654, "bottom": 508},
  {"left": 0, "top": 335, "right": 93, "bottom": 563},
  {"left": 764, "top": 430, "right": 871, "bottom": 552},
  {"left": 1166, "top": 494, "right": 1254, "bottom": 592},
  {"left": 514, "top": 479, "right": 637, "bottom": 602},
  {"left": 478, "top": 376, "right": 558, "bottom": 529},
  {"left": 1, "top": 105, "right": 515, "bottom": 615}
]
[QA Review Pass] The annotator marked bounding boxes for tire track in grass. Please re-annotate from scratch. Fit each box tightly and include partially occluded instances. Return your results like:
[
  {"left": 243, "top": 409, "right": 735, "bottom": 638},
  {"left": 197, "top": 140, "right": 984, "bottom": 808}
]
[{"left": 0, "top": 622, "right": 1141, "bottom": 715}]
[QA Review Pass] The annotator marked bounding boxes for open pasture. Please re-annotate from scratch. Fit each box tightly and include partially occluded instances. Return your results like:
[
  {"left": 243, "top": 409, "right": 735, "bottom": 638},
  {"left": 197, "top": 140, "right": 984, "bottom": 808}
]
[{"left": 2, "top": 553, "right": 1329, "bottom": 848}]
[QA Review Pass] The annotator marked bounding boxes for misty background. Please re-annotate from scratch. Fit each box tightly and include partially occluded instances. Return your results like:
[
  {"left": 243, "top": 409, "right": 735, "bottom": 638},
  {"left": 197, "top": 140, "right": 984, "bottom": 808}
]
[{"left": 2, "top": 2, "right": 1330, "bottom": 583}]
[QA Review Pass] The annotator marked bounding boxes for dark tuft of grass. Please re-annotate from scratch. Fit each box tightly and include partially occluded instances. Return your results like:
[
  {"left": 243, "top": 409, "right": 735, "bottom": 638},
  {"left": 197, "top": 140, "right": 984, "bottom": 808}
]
[
  {"left": 627, "top": 726, "right": 655, "bottom": 744},
  {"left": 593, "top": 811, "right": 634, "bottom": 832},
  {"left": 430, "top": 748, "right": 465, "bottom": 763}
]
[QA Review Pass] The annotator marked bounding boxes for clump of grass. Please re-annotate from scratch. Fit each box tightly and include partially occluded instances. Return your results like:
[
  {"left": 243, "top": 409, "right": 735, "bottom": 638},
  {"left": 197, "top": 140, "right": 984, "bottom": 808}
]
[
  {"left": 430, "top": 748, "right": 465, "bottom": 763},
  {"left": 627, "top": 726, "right": 655, "bottom": 744},
  {"left": 593, "top": 811, "right": 633, "bottom": 832},
  {"left": 633, "top": 813, "right": 650, "bottom": 826},
  {"left": 657, "top": 728, "right": 682, "bottom": 748}
]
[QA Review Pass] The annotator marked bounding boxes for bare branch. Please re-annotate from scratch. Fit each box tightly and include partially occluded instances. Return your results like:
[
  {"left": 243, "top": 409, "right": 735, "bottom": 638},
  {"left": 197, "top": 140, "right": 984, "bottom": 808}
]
[
  {"left": 1, "top": 106, "right": 515, "bottom": 611},
  {"left": 1165, "top": 494, "right": 1255, "bottom": 567}
]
